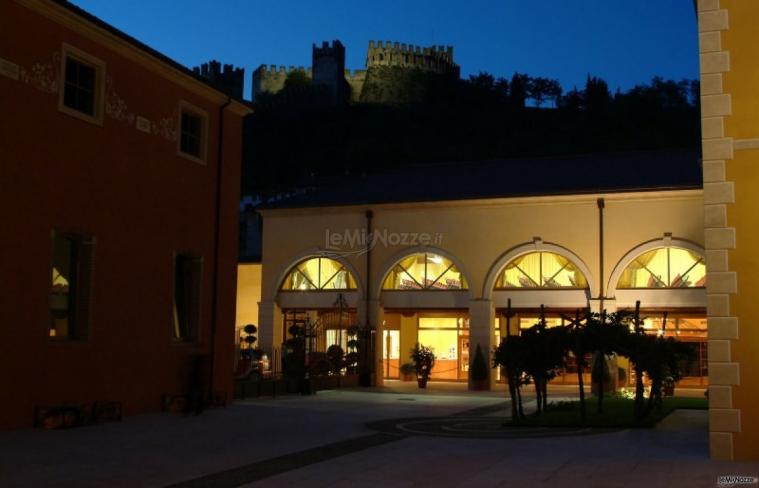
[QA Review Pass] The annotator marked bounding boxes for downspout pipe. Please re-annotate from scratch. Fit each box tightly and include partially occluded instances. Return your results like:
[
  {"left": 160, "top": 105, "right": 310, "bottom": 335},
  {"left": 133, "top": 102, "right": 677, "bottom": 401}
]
[
  {"left": 362, "top": 209, "right": 373, "bottom": 386},
  {"left": 209, "top": 97, "right": 232, "bottom": 402},
  {"left": 597, "top": 198, "right": 605, "bottom": 312}
]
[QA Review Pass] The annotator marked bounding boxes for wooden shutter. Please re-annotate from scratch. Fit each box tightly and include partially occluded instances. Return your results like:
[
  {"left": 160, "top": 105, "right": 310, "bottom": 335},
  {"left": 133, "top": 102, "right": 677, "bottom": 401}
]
[
  {"left": 74, "top": 237, "right": 95, "bottom": 339},
  {"left": 188, "top": 256, "right": 203, "bottom": 340}
]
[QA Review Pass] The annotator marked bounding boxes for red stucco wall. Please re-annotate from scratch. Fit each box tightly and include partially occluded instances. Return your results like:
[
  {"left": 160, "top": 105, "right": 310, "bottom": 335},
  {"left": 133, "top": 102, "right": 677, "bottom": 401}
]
[{"left": 0, "top": 1, "right": 244, "bottom": 428}]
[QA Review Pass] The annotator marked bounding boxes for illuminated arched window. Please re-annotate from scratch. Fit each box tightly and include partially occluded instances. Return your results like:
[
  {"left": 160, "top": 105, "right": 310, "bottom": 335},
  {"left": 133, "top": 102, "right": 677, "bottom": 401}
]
[
  {"left": 617, "top": 247, "right": 705, "bottom": 288},
  {"left": 495, "top": 252, "right": 588, "bottom": 289},
  {"left": 382, "top": 253, "right": 468, "bottom": 290},
  {"left": 281, "top": 257, "right": 357, "bottom": 291}
]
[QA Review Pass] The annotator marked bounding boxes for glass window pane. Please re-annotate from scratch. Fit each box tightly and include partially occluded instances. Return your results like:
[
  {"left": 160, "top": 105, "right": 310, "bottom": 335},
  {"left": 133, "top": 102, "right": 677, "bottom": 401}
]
[
  {"left": 496, "top": 252, "right": 587, "bottom": 289},
  {"left": 418, "top": 317, "right": 459, "bottom": 329},
  {"left": 50, "top": 236, "right": 76, "bottom": 338},
  {"left": 418, "top": 329, "right": 457, "bottom": 359},
  {"left": 618, "top": 248, "right": 667, "bottom": 288},
  {"left": 500, "top": 253, "right": 540, "bottom": 288},
  {"left": 426, "top": 254, "right": 465, "bottom": 289},
  {"left": 318, "top": 258, "right": 341, "bottom": 288},
  {"left": 64, "top": 58, "right": 96, "bottom": 115},
  {"left": 542, "top": 252, "right": 587, "bottom": 287},
  {"left": 618, "top": 247, "right": 705, "bottom": 289},
  {"left": 403, "top": 254, "right": 426, "bottom": 287},
  {"left": 281, "top": 257, "right": 356, "bottom": 290},
  {"left": 296, "top": 259, "right": 320, "bottom": 287},
  {"left": 519, "top": 317, "right": 563, "bottom": 330},
  {"left": 670, "top": 248, "right": 706, "bottom": 287},
  {"left": 180, "top": 112, "right": 202, "bottom": 156},
  {"left": 382, "top": 253, "right": 468, "bottom": 290}
]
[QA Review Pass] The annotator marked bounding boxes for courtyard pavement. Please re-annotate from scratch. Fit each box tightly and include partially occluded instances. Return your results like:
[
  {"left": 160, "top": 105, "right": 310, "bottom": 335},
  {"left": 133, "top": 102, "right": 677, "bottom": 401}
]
[{"left": 0, "top": 382, "right": 756, "bottom": 487}]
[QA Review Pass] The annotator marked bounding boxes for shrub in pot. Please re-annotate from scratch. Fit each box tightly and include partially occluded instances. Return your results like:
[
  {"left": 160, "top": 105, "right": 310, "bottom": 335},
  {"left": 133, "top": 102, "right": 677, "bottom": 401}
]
[{"left": 410, "top": 343, "right": 435, "bottom": 388}]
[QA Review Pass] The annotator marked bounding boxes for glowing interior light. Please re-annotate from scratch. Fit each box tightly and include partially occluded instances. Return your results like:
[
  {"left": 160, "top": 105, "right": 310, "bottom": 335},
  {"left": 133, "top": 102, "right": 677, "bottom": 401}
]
[
  {"left": 643, "top": 318, "right": 653, "bottom": 329},
  {"left": 427, "top": 254, "right": 443, "bottom": 264}
]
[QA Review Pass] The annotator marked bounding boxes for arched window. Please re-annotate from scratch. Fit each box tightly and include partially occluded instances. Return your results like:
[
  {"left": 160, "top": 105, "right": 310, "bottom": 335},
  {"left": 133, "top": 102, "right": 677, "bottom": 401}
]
[
  {"left": 617, "top": 247, "right": 705, "bottom": 288},
  {"left": 281, "top": 257, "right": 357, "bottom": 291},
  {"left": 382, "top": 253, "right": 467, "bottom": 290},
  {"left": 495, "top": 252, "right": 588, "bottom": 289}
]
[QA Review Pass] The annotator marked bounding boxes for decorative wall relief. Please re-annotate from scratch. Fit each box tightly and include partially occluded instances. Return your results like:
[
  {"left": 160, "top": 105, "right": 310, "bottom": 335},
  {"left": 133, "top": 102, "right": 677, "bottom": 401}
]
[
  {"left": 19, "top": 51, "right": 59, "bottom": 94},
  {"left": 152, "top": 110, "right": 178, "bottom": 142},
  {"left": 104, "top": 76, "right": 135, "bottom": 125},
  {"left": 16, "top": 49, "right": 180, "bottom": 143}
]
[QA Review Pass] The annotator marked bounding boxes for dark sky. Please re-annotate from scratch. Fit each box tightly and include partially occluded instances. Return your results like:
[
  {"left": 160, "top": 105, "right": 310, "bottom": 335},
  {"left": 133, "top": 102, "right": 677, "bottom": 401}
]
[{"left": 71, "top": 0, "right": 699, "bottom": 100}]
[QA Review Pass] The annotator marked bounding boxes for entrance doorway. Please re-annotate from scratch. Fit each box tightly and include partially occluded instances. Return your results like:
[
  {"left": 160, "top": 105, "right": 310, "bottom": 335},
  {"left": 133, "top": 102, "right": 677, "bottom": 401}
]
[
  {"left": 382, "top": 330, "right": 400, "bottom": 379},
  {"left": 382, "top": 311, "right": 470, "bottom": 382}
]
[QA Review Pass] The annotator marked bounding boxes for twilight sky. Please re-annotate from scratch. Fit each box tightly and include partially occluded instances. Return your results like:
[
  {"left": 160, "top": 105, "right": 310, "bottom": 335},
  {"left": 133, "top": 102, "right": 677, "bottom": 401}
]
[{"left": 71, "top": 0, "right": 699, "bottom": 100}]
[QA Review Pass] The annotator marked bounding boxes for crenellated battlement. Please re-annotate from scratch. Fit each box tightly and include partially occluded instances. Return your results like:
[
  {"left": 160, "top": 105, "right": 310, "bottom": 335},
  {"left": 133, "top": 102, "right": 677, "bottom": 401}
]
[
  {"left": 313, "top": 40, "right": 344, "bottom": 59},
  {"left": 193, "top": 59, "right": 245, "bottom": 98},
  {"left": 253, "top": 64, "right": 312, "bottom": 77},
  {"left": 251, "top": 64, "right": 311, "bottom": 100},
  {"left": 366, "top": 40, "right": 458, "bottom": 75},
  {"left": 251, "top": 39, "right": 459, "bottom": 102}
]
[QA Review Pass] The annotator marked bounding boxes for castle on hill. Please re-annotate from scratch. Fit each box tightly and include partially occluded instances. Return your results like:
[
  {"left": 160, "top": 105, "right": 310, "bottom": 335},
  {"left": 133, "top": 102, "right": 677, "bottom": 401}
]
[{"left": 251, "top": 40, "right": 460, "bottom": 104}]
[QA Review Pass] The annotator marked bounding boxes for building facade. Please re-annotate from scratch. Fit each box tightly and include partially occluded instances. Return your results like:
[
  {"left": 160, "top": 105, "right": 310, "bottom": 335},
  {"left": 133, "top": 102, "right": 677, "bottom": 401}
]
[
  {"left": 248, "top": 151, "right": 706, "bottom": 390},
  {"left": 0, "top": 0, "right": 250, "bottom": 428},
  {"left": 697, "top": 0, "right": 759, "bottom": 461}
]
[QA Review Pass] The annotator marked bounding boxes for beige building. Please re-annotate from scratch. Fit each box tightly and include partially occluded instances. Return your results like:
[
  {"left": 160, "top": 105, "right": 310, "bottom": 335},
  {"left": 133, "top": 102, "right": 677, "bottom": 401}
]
[{"left": 246, "top": 149, "right": 707, "bottom": 389}]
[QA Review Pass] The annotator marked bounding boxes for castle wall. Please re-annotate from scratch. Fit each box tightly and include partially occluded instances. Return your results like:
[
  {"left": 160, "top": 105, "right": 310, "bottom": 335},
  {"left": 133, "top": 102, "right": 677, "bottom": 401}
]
[
  {"left": 251, "top": 65, "right": 311, "bottom": 101},
  {"left": 345, "top": 69, "right": 367, "bottom": 103},
  {"left": 251, "top": 39, "right": 459, "bottom": 102},
  {"left": 365, "top": 40, "right": 458, "bottom": 75}
]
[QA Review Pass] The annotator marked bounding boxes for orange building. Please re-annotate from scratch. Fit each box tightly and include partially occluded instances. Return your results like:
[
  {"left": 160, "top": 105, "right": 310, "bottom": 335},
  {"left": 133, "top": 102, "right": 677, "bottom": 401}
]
[
  {"left": 697, "top": 0, "right": 759, "bottom": 461},
  {"left": 0, "top": 0, "right": 251, "bottom": 428}
]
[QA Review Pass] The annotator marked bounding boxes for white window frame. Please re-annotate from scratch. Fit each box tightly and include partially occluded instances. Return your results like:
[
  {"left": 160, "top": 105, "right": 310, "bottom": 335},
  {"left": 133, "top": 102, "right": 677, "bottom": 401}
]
[{"left": 58, "top": 43, "right": 106, "bottom": 126}]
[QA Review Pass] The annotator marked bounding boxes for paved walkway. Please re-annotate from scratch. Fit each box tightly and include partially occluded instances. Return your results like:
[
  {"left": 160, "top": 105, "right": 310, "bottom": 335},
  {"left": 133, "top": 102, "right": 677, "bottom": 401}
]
[{"left": 0, "top": 385, "right": 755, "bottom": 488}]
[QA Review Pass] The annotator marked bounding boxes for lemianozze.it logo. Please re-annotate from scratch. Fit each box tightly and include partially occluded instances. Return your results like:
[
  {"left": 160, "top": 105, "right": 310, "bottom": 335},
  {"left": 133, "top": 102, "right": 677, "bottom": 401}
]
[
  {"left": 321, "top": 228, "right": 443, "bottom": 258},
  {"left": 717, "top": 475, "right": 759, "bottom": 487}
]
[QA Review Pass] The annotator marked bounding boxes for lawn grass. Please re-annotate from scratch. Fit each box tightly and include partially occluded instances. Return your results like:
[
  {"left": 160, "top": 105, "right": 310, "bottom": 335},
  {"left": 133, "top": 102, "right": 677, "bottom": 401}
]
[{"left": 505, "top": 395, "right": 708, "bottom": 428}]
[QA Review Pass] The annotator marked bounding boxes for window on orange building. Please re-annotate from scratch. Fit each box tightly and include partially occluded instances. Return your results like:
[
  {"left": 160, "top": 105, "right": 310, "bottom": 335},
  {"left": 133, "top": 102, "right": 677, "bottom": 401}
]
[
  {"left": 50, "top": 233, "right": 94, "bottom": 340},
  {"left": 178, "top": 102, "right": 208, "bottom": 163},
  {"left": 59, "top": 45, "right": 105, "bottom": 124},
  {"left": 173, "top": 254, "right": 202, "bottom": 341}
]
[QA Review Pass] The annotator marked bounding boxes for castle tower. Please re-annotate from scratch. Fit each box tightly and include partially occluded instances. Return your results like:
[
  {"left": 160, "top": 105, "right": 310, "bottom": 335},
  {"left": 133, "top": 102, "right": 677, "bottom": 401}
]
[
  {"left": 312, "top": 40, "right": 350, "bottom": 105},
  {"left": 192, "top": 60, "right": 245, "bottom": 99}
]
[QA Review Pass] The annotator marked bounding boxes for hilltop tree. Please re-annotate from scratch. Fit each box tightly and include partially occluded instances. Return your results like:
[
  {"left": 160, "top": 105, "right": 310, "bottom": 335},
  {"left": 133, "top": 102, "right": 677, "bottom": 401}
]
[
  {"left": 529, "top": 76, "right": 563, "bottom": 108},
  {"left": 509, "top": 72, "right": 529, "bottom": 108}
]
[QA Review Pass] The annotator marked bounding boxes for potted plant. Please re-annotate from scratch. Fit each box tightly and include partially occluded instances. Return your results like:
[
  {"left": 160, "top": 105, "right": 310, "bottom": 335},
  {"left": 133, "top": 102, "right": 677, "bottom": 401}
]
[
  {"left": 410, "top": 343, "right": 435, "bottom": 389},
  {"left": 470, "top": 344, "right": 489, "bottom": 390},
  {"left": 662, "top": 375, "right": 675, "bottom": 397},
  {"left": 400, "top": 363, "right": 416, "bottom": 382},
  {"left": 241, "top": 324, "right": 257, "bottom": 359}
]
